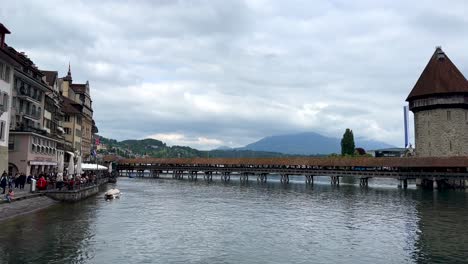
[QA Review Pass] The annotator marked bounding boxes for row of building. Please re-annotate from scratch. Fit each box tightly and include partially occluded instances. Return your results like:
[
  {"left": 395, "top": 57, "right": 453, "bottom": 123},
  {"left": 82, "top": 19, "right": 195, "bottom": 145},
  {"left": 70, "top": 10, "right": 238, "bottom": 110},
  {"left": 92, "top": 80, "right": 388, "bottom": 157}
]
[{"left": 0, "top": 23, "right": 98, "bottom": 176}]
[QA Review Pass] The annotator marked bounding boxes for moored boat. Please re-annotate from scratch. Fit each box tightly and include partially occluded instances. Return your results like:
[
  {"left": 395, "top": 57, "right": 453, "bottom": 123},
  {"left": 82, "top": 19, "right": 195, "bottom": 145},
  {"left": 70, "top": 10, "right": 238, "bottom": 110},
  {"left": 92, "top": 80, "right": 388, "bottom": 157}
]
[{"left": 105, "top": 188, "right": 120, "bottom": 200}]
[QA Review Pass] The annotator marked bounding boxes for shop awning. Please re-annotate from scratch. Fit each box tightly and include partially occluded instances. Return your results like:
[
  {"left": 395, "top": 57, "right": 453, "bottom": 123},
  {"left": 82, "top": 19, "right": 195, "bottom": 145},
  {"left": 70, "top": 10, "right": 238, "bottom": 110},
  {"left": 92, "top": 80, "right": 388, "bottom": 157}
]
[{"left": 30, "top": 161, "right": 58, "bottom": 166}]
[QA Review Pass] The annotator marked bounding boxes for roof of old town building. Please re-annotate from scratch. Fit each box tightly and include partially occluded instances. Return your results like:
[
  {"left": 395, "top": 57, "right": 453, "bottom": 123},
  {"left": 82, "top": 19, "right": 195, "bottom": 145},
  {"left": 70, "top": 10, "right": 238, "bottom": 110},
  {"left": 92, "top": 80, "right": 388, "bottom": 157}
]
[
  {"left": 0, "top": 23, "right": 11, "bottom": 34},
  {"left": 406, "top": 47, "right": 468, "bottom": 101},
  {"left": 71, "top": 83, "right": 87, "bottom": 94},
  {"left": 41, "top": 70, "right": 58, "bottom": 86},
  {"left": 61, "top": 96, "right": 82, "bottom": 114}
]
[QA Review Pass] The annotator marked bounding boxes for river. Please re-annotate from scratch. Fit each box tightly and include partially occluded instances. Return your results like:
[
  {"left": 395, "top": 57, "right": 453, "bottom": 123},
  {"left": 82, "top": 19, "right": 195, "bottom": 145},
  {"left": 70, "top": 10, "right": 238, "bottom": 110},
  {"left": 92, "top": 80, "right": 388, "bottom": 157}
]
[{"left": 0, "top": 176, "right": 467, "bottom": 263}]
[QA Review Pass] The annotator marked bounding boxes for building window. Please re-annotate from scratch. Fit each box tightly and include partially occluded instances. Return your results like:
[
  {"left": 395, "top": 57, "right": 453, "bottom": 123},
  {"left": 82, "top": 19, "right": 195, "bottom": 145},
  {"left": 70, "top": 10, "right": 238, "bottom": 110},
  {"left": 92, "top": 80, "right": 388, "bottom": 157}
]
[
  {"left": 64, "top": 115, "right": 70, "bottom": 122},
  {"left": 8, "top": 137, "right": 14, "bottom": 150},
  {"left": 450, "top": 141, "right": 453, "bottom": 152},
  {"left": 447, "top": 110, "right": 451, "bottom": 121},
  {"left": 0, "top": 121, "right": 5, "bottom": 141},
  {"left": 4, "top": 66, "right": 10, "bottom": 83},
  {"left": 0, "top": 61, "right": 4, "bottom": 80},
  {"left": 31, "top": 144, "right": 35, "bottom": 152},
  {"left": 64, "top": 127, "right": 71, "bottom": 135}
]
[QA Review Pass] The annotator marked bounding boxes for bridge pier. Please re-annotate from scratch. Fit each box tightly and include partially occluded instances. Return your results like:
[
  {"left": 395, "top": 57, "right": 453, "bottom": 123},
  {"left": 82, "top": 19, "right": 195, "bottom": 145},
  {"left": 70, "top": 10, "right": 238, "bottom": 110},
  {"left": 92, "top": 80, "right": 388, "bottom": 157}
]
[
  {"left": 221, "top": 172, "right": 231, "bottom": 182},
  {"left": 359, "top": 177, "right": 369, "bottom": 187},
  {"left": 280, "top": 174, "right": 289, "bottom": 184},
  {"left": 397, "top": 179, "right": 408, "bottom": 189},
  {"left": 189, "top": 171, "right": 198, "bottom": 181},
  {"left": 257, "top": 173, "right": 267, "bottom": 183},
  {"left": 240, "top": 173, "right": 249, "bottom": 183},
  {"left": 305, "top": 175, "right": 314, "bottom": 185},
  {"left": 330, "top": 176, "right": 340, "bottom": 185},
  {"left": 204, "top": 171, "right": 213, "bottom": 182}
]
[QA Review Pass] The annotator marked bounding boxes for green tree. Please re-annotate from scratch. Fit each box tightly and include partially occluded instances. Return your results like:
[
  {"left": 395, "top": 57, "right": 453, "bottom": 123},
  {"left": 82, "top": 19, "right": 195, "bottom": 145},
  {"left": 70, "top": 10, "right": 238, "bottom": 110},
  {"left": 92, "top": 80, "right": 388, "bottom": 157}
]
[{"left": 341, "top": 128, "right": 355, "bottom": 156}]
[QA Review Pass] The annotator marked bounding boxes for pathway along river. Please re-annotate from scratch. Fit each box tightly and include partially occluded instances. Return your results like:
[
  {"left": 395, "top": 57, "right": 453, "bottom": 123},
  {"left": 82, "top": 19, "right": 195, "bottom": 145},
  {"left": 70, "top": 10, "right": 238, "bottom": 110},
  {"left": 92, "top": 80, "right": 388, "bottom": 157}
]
[{"left": 0, "top": 176, "right": 467, "bottom": 263}]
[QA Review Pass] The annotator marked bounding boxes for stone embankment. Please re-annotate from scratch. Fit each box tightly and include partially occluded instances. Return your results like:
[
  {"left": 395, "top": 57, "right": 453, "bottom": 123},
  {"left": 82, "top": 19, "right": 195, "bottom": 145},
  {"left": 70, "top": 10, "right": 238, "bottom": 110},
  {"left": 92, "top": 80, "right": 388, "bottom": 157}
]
[
  {"left": 0, "top": 178, "right": 112, "bottom": 222},
  {"left": 0, "top": 190, "right": 58, "bottom": 222}
]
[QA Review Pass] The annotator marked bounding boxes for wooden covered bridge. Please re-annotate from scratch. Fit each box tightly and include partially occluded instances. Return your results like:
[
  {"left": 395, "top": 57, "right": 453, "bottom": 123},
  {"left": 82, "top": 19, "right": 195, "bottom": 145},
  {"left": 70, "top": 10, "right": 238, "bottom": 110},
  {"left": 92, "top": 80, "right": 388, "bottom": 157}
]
[{"left": 112, "top": 156, "right": 468, "bottom": 189}]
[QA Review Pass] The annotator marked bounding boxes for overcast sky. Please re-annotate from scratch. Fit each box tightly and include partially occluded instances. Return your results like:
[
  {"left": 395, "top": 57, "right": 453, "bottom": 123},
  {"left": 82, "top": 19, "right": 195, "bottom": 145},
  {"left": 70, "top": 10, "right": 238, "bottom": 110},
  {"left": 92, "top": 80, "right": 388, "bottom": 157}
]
[{"left": 2, "top": 0, "right": 468, "bottom": 150}]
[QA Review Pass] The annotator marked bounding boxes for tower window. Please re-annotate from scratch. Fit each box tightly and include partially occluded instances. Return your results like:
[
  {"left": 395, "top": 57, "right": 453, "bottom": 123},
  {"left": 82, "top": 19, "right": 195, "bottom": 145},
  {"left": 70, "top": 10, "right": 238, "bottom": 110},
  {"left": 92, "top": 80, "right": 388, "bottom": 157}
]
[{"left": 447, "top": 111, "right": 451, "bottom": 121}]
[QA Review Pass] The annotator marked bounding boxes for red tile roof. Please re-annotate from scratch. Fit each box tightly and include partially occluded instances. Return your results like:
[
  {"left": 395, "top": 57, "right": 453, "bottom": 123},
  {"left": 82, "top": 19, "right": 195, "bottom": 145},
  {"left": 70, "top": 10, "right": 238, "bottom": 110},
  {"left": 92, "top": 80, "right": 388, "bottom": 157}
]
[
  {"left": 41, "top": 70, "right": 58, "bottom": 86},
  {"left": 406, "top": 47, "right": 468, "bottom": 101}
]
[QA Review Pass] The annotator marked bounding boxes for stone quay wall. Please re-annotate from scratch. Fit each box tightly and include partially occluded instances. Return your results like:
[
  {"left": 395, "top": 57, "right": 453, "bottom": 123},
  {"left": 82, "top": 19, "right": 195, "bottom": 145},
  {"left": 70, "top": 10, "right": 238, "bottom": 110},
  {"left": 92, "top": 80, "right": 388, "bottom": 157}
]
[{"left": 45, "top": 178, "right": 110, "bottom": 202}]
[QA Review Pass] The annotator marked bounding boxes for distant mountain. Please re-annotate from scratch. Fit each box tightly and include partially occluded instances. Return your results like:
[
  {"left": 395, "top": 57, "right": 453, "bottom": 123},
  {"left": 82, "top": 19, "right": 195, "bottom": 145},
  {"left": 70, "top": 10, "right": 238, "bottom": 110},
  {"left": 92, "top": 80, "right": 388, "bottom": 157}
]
[
  {"left": 98, "top": 136, "right": 290, "bottom": 158},
  {"left": 213, "top": 146, "right": 233, "bottom": 150},
  {"left": 241, "top": 132, "right": 395, "bottom": 155}
]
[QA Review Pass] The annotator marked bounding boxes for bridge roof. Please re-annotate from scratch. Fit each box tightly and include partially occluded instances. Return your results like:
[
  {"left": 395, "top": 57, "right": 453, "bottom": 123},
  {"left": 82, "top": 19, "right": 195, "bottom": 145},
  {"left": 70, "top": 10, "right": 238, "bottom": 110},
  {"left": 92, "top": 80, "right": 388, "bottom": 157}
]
[{"left": 116, "top": 156, "right": 468, "bottom": 168}]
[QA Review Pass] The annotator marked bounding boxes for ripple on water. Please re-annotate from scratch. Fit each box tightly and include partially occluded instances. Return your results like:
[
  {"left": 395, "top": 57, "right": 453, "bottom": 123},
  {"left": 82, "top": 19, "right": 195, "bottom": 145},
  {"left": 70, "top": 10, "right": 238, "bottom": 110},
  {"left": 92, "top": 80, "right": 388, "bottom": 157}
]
[{"left": 0, "top": 177, "right": 467, "bottom": 264}]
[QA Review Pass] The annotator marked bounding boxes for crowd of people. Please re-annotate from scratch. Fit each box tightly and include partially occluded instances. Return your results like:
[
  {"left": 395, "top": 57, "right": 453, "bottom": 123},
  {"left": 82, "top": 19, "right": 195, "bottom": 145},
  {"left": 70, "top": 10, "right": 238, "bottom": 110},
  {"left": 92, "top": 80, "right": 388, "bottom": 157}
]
[{"left": 1, "top": 170, "right": 108, "bottom": 203}]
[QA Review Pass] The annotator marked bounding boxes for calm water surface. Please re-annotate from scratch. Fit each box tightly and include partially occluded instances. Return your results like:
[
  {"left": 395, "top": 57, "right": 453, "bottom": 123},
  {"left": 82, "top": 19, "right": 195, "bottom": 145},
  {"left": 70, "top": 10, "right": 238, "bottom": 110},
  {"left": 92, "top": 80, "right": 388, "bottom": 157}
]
[{"left": 0, "top": 176, "right": 467, "bottom": 264}]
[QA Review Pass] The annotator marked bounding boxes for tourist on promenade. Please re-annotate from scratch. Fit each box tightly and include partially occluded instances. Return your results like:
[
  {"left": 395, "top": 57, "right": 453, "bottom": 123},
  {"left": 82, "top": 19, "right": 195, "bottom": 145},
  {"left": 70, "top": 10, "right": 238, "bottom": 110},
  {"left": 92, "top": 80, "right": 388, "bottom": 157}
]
[
  {"left": 19, "top": 173, "right": 26, "bottom": 189},
  {"left": 14, "top": 173, "right": 19, "bottom": 189},
  {"left": 36, "top": 176, "right": 47, "bottom": 191},
  {"left": 8, "top": 175, "right": 13, "bottom": 189},
  {"left": 27, "top": 175, "right": 32, "bottom": 184},
  {"left": 5, "top": 189, "right": 14, "bottom": 203},
  {"left": 0, "top": 172, "right": 7, "bottom": 194}
]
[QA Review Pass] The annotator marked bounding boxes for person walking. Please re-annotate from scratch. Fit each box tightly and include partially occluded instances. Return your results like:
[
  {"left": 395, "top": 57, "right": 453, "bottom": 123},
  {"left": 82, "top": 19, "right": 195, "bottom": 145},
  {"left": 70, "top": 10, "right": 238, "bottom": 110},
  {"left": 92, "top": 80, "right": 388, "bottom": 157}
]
[
  {"left": 0, "top": 172, "right": 7, "bottom": 194},
  {"left": 7, "top": 174, "right": 13, "bottom": 189},
  {"left": 19, "top": 173, "right": 26, "bottom": 190},
  {"left": 14, "top": 173, "right": 19, "bottom": 189}
]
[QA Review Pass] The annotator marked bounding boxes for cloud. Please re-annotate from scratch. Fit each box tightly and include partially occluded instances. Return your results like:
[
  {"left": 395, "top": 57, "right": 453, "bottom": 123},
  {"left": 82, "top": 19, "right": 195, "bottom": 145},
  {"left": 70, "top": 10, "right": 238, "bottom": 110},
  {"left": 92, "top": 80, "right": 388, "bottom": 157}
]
[
  {"left": 2, "top": 0, "right": 468, "bottom": 149},
  {"left": 147, "top": 133, "right": 223, "bottom": 150}
]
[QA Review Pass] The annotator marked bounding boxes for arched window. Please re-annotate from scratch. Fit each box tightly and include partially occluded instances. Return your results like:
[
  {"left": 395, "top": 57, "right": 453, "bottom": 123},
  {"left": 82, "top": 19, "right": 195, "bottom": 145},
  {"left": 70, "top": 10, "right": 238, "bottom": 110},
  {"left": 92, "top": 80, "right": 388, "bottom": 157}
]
[{"left": 32, "top": 105, "right": 36, "bottom": 116}]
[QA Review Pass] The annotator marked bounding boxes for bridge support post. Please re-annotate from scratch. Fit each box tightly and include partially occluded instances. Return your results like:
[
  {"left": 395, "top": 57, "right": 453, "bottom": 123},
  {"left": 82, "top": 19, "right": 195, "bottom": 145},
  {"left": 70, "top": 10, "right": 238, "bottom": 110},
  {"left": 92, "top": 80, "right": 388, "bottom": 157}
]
[
  {"left": 240, "top": 173, "right": 249, "bottom": 183},
  {"left": 305, "top": 175, "right": 314, "bottom": 185},
  {"left": 403, "top": 179, "right": 408, "bottom": 189},
  {"left": 189, "top": 171, "right": 197, "bottom": 181},
  {"left": 331, "top": 176, "right": 339, "bottom": 185},
  {"left": 222, "top": 172, "right": 230, "bottom": 182},
  {"left": 359, "top": 178, "right": 368, "bottom": 187},
  {"left": 257, "top": 173, "right": 267, "bottom": 183},
  {"left": 433, "top": 177, "right": 438, "bottom": 189},
  {"left": 280, "top": 174, "right": 289, "bottom": 184},
  {"left": 204, "top": 172, "right": 213, "bottom": 182}
]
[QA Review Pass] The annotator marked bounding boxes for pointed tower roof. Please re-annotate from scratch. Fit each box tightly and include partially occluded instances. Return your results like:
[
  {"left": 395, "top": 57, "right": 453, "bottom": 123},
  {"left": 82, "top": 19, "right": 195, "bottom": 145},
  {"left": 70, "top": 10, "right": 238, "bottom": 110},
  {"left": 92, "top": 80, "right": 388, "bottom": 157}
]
[
  {"left": 63, "top": 62, "right": 72, "bottom": 82},
  {"left": 406, "top": 47, "right": 468, "bottom": 101}
]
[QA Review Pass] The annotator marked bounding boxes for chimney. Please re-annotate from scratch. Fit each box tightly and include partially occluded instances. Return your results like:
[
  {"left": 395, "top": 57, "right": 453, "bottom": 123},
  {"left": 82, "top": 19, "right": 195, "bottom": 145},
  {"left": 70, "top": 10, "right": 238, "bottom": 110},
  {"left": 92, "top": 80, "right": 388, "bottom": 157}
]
[{"left": 0, "top": 23, "right": 11, "bottom": 49}]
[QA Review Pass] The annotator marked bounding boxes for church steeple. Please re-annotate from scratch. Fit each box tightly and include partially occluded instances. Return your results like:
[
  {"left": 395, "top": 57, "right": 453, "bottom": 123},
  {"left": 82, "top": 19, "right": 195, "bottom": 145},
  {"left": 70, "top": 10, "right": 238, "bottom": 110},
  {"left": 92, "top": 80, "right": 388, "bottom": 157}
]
[{"left": 63, "top": 62, "right": 72, "bottom": 82}]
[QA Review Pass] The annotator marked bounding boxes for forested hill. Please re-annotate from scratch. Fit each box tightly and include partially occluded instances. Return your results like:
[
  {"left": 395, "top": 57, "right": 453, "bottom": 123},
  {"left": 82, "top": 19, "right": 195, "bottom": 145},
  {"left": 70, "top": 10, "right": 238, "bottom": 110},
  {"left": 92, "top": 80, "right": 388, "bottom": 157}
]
[{"left": 97, "top": 136, "right": 291, "bottom": 158}]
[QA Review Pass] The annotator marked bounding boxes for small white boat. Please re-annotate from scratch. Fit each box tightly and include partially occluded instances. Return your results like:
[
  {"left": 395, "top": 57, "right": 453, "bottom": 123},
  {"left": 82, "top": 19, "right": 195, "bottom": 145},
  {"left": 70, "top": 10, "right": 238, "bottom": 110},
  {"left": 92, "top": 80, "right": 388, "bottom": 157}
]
[{"left": 105, "top": 188, "right": 120, "bottom": 200}]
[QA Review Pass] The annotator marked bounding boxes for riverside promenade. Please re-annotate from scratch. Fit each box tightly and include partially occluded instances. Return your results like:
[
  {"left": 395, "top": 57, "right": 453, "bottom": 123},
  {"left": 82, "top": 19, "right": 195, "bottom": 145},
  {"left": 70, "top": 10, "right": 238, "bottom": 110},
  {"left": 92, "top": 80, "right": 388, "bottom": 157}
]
[
  {"left": 0, "top": 185, "right": 57, "bottom": 222},
  {"left": 0, "top": 177, "right": 113, "bottom": 222}
]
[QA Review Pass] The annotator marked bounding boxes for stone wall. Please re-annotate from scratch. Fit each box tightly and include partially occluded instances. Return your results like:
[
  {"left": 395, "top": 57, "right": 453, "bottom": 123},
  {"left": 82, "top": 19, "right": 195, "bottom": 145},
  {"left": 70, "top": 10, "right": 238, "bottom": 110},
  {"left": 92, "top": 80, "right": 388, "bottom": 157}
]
[
  {"left": 0, "top": 146, "right": 7, "bottom": 174},
  {"left": 415, "top": 108, "right": 468, "bottom": 157},
  {"left": 45, "top": 185, "right": 100, "bottom": 202}
]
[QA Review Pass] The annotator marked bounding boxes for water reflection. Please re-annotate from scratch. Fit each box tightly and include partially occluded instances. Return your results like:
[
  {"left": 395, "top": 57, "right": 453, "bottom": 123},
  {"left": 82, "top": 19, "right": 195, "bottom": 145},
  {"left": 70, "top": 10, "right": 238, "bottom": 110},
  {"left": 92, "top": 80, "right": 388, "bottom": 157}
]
[
  {"left": 0, "top": 178, "right": 467, "bottom": 263},
  {"left": 0, "top": 196, "right": 99, "bottom": 263},
  {"left": 412, "top": 190, "right": 468, "bottom": 263}
]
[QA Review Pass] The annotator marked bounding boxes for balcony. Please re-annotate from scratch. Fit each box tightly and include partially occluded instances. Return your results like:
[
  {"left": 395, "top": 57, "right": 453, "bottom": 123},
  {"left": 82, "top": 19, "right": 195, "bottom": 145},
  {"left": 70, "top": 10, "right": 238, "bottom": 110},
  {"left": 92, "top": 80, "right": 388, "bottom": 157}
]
[
  {"left": 20, "top": 109, "right": 41, "bottom": 120},
  {"left": 17, "top": 86, "right": 42, "bottom": 103}
]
